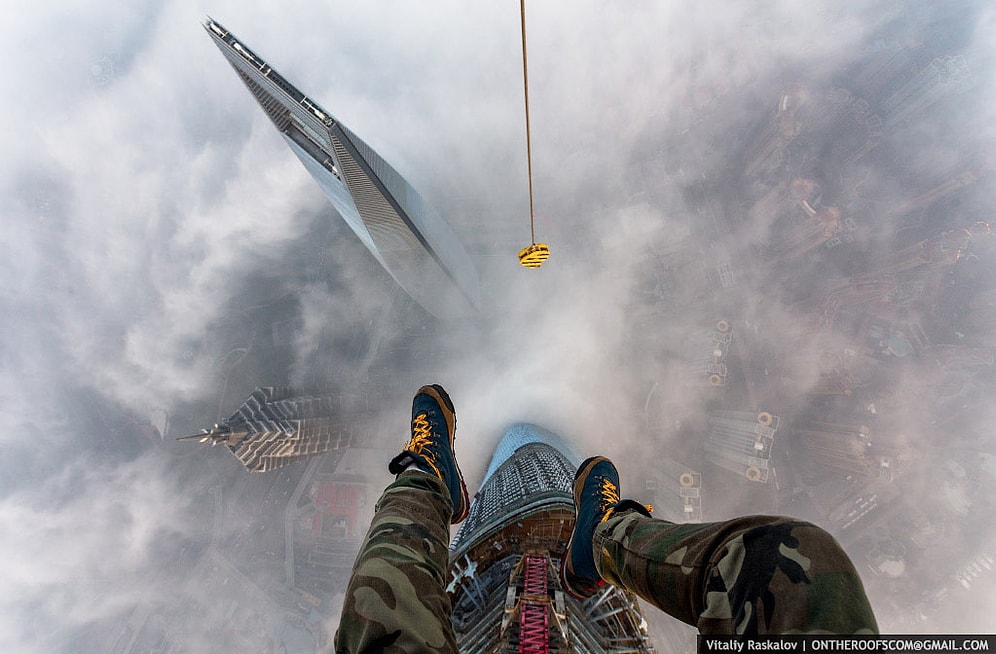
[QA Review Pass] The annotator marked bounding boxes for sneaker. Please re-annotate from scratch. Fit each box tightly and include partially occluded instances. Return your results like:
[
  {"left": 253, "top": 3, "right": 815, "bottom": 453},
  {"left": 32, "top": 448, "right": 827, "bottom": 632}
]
[
  {"left": 560, "top": 456, "right": 651, "bottom": 599},
  {"left": 388, "top": 384, "right": 470, "bottom": 524}
]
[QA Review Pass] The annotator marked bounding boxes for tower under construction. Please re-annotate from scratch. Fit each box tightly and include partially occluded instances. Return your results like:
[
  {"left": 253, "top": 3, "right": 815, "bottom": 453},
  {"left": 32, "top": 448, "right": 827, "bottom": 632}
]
[{"left": 448, "top": 424, "right": 655, "bottom": 653}]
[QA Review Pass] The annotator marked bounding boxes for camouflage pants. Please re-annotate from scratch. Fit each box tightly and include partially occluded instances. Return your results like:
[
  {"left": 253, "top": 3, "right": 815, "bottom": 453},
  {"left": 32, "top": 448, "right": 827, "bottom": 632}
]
[
  {"left": 335, "top": 473, "right": 877, "bottom": 653},
  {"left": 334, "top": 471, "right": 458, "bottom": 654},
  {"left": 594, "top": 512, "right": 879, "bottom": 634}
]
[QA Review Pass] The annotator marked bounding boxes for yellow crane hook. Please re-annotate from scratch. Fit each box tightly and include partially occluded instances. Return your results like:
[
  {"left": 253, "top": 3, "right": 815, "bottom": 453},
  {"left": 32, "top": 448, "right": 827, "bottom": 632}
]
[{"left": 517, "top": 0, "right": 550, "bottom": 269}]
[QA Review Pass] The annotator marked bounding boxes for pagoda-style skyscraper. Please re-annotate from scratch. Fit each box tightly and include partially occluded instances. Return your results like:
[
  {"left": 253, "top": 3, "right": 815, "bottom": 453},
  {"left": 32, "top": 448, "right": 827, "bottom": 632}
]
[
  {"left": 180, "top": 387, "right": 354, "bottom": 472},
  {"left": 448, "top": 424, "right": 655, "bottom": 653}
]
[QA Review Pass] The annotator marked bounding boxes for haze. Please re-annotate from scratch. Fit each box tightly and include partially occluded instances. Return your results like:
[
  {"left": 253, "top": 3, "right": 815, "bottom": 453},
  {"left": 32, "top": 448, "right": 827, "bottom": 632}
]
[{"left": 1, "top": 1, "right": 993, "bottom": 651}]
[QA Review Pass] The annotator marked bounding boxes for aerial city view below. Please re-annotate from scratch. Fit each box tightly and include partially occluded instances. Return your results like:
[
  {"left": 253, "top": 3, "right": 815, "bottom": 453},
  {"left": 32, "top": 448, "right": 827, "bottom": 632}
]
[{"left": 1, "top": 2, "right": 993, "bottom": 652}]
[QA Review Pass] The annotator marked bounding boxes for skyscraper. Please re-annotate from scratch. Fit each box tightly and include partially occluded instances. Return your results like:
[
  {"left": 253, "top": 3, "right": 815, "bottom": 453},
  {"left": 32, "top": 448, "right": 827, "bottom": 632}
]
[
  {"left": 793, "top": 422, "right": 878, "bottom": 480},
  {"left": 742, "top": 87, "right": 805, "bottom": 179},
  {"left": 646, "top": 459, "right": 702, "bottom": 523},
  {"left": 880, "top": 55, "right": 971, "bottom": 126},
  {"left": 449, "top": 424, "right": 655, "bottom": 653},
  {"left": 180, "top": 387, "right": 355, "bottom": 472},
  {"left": 704, "top": 410, "right": 779, "bottom": 483},
  {"left": 203, "top": 18, "right": 481, "bottom": 319},
  {"left": 696, "top": 320, "right": 732, "bottom": 387}
]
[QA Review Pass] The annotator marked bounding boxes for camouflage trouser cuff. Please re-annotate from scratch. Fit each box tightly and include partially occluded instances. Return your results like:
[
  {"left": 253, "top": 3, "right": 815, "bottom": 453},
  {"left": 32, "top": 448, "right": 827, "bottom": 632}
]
[
  {"left": 378, "top": 470, "right": 454, "bottom": 522},
  {"left": 591, "top": 509, "right": 654, "bottom": 586}
]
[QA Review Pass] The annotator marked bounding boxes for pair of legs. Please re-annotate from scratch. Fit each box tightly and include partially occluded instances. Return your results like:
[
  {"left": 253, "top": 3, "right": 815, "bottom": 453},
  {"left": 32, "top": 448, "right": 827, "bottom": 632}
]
[{"left": 334, "top": 387, "right": 877, "bottom": 653}]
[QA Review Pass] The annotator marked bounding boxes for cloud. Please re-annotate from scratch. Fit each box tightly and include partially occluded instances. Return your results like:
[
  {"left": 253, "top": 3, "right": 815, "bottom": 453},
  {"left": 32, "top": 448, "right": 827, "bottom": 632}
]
[
  {"left": 2, "top": 0, "right": 995, "bottom": 650},
  {"left": 0, "top": 453, "right": 196, "bottom": 653}
]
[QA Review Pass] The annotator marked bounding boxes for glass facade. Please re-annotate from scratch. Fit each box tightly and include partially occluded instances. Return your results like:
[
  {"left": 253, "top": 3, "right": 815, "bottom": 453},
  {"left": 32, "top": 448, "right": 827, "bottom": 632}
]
[{"left": 203, "top": 18, "right": 481, "bottom": 319}]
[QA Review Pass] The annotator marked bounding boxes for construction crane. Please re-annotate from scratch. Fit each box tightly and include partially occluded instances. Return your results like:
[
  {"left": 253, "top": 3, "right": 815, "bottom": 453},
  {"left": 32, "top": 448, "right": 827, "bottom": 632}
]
[{"left": 516, "top": 0, "right": 551, "bottom": 269}]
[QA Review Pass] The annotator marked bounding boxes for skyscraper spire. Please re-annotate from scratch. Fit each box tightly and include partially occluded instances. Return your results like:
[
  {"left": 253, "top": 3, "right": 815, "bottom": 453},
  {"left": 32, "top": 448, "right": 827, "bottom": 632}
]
[{"left": 179, "top": 387, "right": 356, "bottom": 472}]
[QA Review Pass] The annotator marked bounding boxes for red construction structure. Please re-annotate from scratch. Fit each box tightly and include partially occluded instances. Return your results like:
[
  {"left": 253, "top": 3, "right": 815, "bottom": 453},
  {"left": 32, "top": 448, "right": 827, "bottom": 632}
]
[{"left": 518, "top": 554, "right": 550, "bottom": 654}]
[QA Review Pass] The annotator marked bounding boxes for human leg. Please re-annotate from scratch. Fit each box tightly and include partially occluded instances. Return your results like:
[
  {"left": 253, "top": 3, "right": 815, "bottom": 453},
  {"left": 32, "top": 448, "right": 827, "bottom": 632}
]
[
  {"left": 334, "top": 385, "right": 469, "bottom": 654},
  {"left": 594, "top": 512, "right": 878, "bottom": 634},
  {"left": 334, "top": 471, "right": 458, "bottom": 653},
  {"left": 561, "top": 456, "right": 877, "bottom": 635}
]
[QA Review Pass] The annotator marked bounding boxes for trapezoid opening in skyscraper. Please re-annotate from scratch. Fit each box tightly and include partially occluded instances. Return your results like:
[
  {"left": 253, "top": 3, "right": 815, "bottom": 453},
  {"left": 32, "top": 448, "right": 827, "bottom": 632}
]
[{"left": 203, "top": 17, "right": 481, "bottom": 319}]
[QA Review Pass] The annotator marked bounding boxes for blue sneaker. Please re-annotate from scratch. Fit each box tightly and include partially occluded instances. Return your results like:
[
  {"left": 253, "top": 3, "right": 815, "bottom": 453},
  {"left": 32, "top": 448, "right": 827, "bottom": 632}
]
[
  {"left": 560, "top": 456, "right": 651, "bottom": 599},
  {"left": 388, "top": 384, "right": 470, "bottom": 524}
]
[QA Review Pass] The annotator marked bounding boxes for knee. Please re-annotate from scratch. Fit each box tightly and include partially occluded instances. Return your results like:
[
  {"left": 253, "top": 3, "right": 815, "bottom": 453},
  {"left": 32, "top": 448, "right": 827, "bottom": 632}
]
[
  {"left": 788, "top": 521, "right": 858, "bottom": 574},
  {"left": 734, "top": 519, "right": 861, "bottom": 586},
  {"left": 710, "top": 519, "right": 877, "bottom": 633}
]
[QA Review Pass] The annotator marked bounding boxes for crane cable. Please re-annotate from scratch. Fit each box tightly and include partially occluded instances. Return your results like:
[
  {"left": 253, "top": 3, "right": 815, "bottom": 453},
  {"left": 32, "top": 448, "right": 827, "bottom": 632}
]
[
  {"left": 517, "top": 0, "right": 550, "bottom": 269},
  {"left": 520, "top": 0, "right": 535, "bottom": 244}
]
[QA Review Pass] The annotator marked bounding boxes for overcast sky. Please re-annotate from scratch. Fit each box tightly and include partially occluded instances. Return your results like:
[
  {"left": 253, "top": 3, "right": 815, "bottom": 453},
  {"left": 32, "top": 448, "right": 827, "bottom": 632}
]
[{"left": 2, "top": 0, "right": 994, "bottom": 651}]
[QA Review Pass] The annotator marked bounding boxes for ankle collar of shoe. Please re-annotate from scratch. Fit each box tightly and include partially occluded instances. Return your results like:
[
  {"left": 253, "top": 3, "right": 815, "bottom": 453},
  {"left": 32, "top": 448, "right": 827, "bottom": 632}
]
[
  {"left": 389, "top": 451, "right": 442, "bottom": 479},
  {"left": 604, "top": 499, "right": 653, "bottom": 522}
]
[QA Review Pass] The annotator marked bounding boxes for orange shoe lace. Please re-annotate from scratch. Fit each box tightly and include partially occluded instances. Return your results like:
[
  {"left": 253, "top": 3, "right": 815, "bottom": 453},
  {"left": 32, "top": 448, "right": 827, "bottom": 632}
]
[
  {"left": 598, "top": 478, "right": 621, "bottom": 522},
  {"left": 599, "top": 479, "right": 652, "bottom": 522},
  {"left": 406, "top": 413, "right": 442, "bottom": 478}
]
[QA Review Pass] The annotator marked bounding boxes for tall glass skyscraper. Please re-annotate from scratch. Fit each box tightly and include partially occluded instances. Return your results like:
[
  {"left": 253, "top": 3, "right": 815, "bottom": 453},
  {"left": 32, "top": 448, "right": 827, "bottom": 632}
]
[
  {"left": 449, "top": 424, "right": 655, "bottom": 653},
  {"left": 203, "top": 18, "right": 481, "bottom": 319}
]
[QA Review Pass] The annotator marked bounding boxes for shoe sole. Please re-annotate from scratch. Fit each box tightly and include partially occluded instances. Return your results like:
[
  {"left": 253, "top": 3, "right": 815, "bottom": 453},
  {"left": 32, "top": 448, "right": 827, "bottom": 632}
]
[
  {"left": 417, "top": 384, "right": 470, "bottom": 523},
  {"left": 561, "top": 455, "right": 614, "bottom": 599}
]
